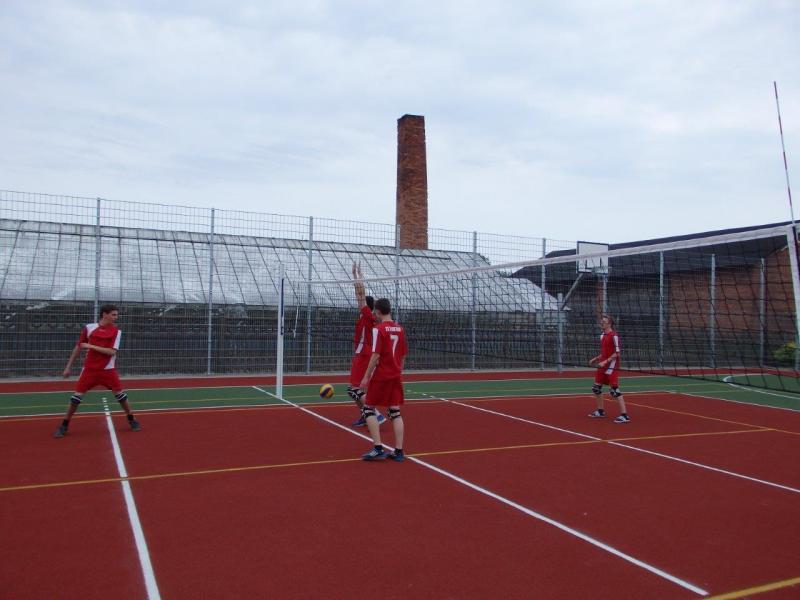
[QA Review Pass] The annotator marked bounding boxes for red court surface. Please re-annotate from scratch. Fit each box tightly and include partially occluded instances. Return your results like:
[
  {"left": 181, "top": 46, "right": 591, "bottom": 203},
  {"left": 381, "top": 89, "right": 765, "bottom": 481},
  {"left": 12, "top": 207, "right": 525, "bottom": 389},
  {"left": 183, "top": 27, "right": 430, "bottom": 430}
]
[{"left": 2, "top": 392, "right": 800, "bottom": 599}]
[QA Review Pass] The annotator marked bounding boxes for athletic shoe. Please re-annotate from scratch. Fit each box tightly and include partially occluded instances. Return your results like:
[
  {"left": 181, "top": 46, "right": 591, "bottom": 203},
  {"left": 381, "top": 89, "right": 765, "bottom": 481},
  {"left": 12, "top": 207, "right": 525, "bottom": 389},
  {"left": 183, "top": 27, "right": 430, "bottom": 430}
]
[
  {"left": 352, "top": 417, "right": 367, "bottom": 427},
  {"left": 389, "top": 450, "right": 405, "bottom": 462},
  {"left": 377, "top": 413, "right": 387, "bottom": 425},
  {"left": 53, "top": 424, "right": 68, "bottom": 438},
  {"left": 588, "top": 410, "right": 605, "bottom": 418},
  {"left": 362, "top": 448, "right": 388, "bottom": 461},
  {"left": 613, "top": 414, "right": 630, "bottom": 424},
  {"left": 129, "top": 419, "right": 142, "bottom": 432}
]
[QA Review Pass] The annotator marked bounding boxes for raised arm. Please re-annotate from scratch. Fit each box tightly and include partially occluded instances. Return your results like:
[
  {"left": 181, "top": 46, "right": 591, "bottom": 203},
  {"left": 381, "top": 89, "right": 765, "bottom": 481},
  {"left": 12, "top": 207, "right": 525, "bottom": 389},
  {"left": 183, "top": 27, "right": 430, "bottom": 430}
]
[{"left": 353, "top": 261, "right": 367, "bottom": 308}]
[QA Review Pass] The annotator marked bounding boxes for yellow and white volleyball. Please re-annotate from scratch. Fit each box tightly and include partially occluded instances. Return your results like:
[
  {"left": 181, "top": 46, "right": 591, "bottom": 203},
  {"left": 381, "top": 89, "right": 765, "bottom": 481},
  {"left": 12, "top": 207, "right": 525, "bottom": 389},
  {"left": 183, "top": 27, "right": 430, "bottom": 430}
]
[{"left": 319, "top": 384, "right": 334, "bottom": 399}]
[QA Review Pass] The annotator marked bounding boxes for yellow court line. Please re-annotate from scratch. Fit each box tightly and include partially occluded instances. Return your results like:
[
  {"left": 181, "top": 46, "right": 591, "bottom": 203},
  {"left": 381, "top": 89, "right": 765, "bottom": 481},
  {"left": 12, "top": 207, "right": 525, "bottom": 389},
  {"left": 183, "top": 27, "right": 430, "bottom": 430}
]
[
  {"left": 705, "top": 575, "right": 800, "bottom": 599},
  {"left": 622, "top": 400, "right": 800, "bottom": 436},
  {"left": 0, "top": 456, "right": 363, "bottom": 493},
  {"left": 0, "top": 426, "right": 781, "bottom": 493}
]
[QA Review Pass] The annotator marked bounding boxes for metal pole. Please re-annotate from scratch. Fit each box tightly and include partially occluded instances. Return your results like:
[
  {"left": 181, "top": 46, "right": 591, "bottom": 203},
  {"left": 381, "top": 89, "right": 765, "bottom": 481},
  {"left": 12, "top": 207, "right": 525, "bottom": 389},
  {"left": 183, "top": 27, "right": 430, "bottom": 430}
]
[
  {"left": 206, "top": 208, "right": 215, "bottom": 375},
  {"left": 540, "top": 238, "right": 546, "bottom": 369},
  {"left": 470, "top": 231, "right": 477, "bottom": 371},
  {"left": 394, "top": 223, "right": 401, "bottom": 321},
  {"left": 94, "top": 198, "right": 101, "bottom": 321},
  {"left": 709, "top": 253, "right": 716, "bottom": 369},
  {"left": 784, "top": 225, "right": 800, "bottom": 371},
  {"left": 276, "top": 264, "right": 285, "bottom": 398},
  {"left": 306, "top": 216, "right": 313, "bottom": 374},
  {"left": 659, "top": 251, "right": 665, "bottom": 369},
  {"left": 557, "top": 292, "right": 564, "bottom": 373},
  {"left": 759, "top": 258, "right": 765, "bottom": 368},
  {"left": 602, "top": 274, "right": 608, "bottom": 313}
]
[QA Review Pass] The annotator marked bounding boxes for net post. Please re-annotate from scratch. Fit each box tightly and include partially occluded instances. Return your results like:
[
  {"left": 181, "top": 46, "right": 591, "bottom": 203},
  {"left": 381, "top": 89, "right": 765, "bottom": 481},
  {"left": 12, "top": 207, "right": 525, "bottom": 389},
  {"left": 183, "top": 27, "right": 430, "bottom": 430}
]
[
  {"left": 276, "top": 264, "right": 285, "bottom": 398},
  {"left": 784, "top": 225, "right": 800, "bottom": 371},
  {"left": 206, "top": 208, "right": 215, "bottom": 375},
  {"left": 94, "top": 197, "right": 101, "bottom": 321},
  {"left": 470, "top": 230, "right": 477, "bottom": 371},
  {"left": 395, "top": 223, "right": 401, "bottom": 321},
  {"left": 759, "top": 258, "right": 766, "bottom": 368},
  {"left": 658, "top": 251, "right": 665, "bottom": 369},
  {"left": 306, "top": 216, "right": 313, "bottom": 374},
  {"left": 556, "top": 292, "right": 564, "bottom": 373}
]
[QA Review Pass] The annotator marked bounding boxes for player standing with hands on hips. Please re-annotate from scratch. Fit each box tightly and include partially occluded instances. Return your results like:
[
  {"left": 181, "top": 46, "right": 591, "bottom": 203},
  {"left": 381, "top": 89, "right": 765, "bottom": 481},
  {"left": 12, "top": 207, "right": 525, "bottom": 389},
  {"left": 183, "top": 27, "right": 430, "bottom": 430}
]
[
  {"left": 53, "top": 304, "right": 142, "bottom": 438},
  {"left": 359, "top": 298, "right": 408, "bottom": 461},
  {"left": 588, "top": 314, "right": 630, "bottom": 423}
]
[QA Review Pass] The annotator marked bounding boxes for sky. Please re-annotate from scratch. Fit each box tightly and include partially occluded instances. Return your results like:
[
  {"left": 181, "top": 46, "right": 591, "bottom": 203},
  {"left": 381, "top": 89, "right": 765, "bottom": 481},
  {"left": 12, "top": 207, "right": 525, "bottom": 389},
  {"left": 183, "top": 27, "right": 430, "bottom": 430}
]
[{"left": 1, "top": 0, "right": 798, "bottom": 245}]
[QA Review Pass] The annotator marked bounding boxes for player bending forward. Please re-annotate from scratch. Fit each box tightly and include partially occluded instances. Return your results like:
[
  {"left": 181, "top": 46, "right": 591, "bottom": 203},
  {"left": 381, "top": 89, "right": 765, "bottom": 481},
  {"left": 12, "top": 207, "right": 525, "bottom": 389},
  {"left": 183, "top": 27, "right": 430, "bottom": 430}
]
[
  {"left": 359, "top": 298, "right": 408, "bottom": 462},
  {"left": 53, "top": 304, "right": 142, "bottom": 438},
  {"left": 588, "top": 314, "right": 630, "bottom": 423}
]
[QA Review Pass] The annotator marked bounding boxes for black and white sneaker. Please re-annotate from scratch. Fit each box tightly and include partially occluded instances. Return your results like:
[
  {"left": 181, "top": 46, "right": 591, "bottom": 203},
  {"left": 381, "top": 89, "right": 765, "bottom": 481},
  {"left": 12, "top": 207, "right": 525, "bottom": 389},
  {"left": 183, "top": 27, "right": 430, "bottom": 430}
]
[
  {"left": 53, "top": 424, "right": 68, "bottom": 438},
  {"left": 613, "top": 414, "right": 630, "bottom": 424},
  {"left": 588, "top": 410, "right": 605, "bottom": 418},
  {"left": 362, "top": 448, "right": 388, "bottom": 461}
]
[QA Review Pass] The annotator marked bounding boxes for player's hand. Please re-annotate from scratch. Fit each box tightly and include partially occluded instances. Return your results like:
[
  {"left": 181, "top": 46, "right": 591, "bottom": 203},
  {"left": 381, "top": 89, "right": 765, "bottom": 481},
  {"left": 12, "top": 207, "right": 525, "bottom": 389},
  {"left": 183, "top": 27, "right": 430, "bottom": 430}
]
[
  {"left": 359, "top": 377, "right": 369, "bottom": 390},
  {"left": 62, "top": 368, "right": 71, "bottom": 378},
  {"left": 588, "top": 358, "right": 597, "bottom": 366}
]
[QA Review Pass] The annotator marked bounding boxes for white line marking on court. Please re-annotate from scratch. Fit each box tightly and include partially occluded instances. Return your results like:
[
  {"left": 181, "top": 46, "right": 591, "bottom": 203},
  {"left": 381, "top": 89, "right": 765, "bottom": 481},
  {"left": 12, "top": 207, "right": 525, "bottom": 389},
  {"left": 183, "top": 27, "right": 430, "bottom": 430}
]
[
  {"left": 721, "top": 377, "right": 800, "bottom": 405},
  {"left": 669, "top": 390, "right": 800, "bottom": 414},
  {"left": 252, "top": 386, "right": 708, "bottom": 596},
  {"left": 423, "top": 394, "right": 800, "bottom": 495},
  {"left": 101, "top": 399, "right": 161, "bottom": 600}
]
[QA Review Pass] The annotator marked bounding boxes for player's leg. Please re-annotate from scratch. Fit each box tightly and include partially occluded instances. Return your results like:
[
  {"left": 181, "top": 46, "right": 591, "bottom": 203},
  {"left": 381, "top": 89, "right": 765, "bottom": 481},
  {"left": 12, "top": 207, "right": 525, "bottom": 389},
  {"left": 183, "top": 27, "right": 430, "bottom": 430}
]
[
  {"left": 361, "top": 380, "right": 388, "bottom": 461},
  {"left": 105, "top": 370, "right": 141, "bottom": 431},
  {"left": 588, "top": 372, "right": 606, "bottom": 418},
  {"left": 387, "top": 379, "right": 405, "bottom": 461},
  {"left": 54, "top": 372, "right": 91, "bottom": 438},
  {"left": 348, "top": 356, "right": 370, "bottom": 426},
  {"left": 609, "top": 373, "right": 629, "bottom": 423}
]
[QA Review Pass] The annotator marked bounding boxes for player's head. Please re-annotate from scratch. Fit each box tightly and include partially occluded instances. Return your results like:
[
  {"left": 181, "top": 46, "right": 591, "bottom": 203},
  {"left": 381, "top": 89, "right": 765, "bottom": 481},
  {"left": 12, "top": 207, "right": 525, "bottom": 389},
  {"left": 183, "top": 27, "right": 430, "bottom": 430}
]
[
  {"left": 600, "top": 313, "right": 614, "bottom": 330},
  {"left": 375, "top": 298, "right": 391, "bottom": 317},
  {"left": 100, "top": 304, "right": 119, "bottom": 324},
  {"left": 365, "top": 295, "right": 375, "bottom": 311}
]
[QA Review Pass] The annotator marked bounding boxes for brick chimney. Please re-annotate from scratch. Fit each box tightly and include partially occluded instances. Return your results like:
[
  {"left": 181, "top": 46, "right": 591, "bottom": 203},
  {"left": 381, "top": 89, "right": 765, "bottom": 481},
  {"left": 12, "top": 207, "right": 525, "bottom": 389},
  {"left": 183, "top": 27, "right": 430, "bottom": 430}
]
[{"left": 396, "top": 114, "right": 428, "bottom": 249}]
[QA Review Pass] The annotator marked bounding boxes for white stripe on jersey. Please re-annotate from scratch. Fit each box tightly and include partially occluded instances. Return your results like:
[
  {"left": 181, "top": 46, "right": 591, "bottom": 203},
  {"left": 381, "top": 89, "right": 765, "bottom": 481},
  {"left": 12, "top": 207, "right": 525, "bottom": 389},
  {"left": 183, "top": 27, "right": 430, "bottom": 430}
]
[
  {"left": 355, "top": 328, "right": 365, "bottom": 354},
  {"left": 106, "top": 330, "right": 122, "bottom": 370},
  {"left": 605, "top": 358, "right": 617, "bottom": 374},
  {"left": 371, "top": 327, "right": 379, "bottom": 353}
]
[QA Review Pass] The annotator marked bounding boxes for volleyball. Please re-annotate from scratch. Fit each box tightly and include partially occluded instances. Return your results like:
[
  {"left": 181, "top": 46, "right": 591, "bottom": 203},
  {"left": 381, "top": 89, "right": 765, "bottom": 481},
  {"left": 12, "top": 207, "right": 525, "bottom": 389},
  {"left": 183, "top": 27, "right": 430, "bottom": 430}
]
[{"left": 319, "top": 384, "right": 334, "bottom": 399}]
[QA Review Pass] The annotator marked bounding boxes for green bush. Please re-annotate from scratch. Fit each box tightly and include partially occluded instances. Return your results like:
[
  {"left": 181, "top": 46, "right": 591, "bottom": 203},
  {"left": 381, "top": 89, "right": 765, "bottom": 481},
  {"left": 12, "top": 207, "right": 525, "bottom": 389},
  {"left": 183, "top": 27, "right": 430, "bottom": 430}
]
[{"left": 773, "top": 342, "right": 798, "bottom": 363}]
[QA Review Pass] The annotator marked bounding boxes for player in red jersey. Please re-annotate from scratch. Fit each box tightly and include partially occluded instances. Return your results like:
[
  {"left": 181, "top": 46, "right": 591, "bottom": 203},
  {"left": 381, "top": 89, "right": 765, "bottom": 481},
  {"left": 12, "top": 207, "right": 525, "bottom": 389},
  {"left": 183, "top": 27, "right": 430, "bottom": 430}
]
[
  {"left": 53, "top": 304, "right": 142, "bottom": 438},
  {"left": 359, "top": 297, "right": 408, "bottom": 461},
  {"left": 588, "top": 314, "right": 630, "bottom": 423},
  {"left": 348, "top": 262, "right": 385, "bottom": 427}
]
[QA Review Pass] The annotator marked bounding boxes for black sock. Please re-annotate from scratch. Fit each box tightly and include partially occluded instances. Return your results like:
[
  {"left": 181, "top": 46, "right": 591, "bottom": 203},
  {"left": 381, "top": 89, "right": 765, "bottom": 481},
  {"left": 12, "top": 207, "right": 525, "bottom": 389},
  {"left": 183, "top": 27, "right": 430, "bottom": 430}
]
[
  {"left": 127, "top": 414, "right": 135, "bottom": 421},
  {"left": 374, "top": 445, "right": 383, "bottom": 452},
  {"left": 62, "top": 419, "right": 69, "bottom": 428},
  {"left": 598, "top": 409, "right": 605, "bottom": 415},
  {"left": 395, "top": 448, "right": 403, "bottom": 455}
]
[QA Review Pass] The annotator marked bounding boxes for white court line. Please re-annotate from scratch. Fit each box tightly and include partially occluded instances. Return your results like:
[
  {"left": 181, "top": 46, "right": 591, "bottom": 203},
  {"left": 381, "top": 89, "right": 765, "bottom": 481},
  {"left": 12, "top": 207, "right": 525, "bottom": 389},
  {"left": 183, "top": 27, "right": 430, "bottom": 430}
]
[
  {"left": 721, "top": 377, "right": 800, "bottom": 405},
  {"left": 424, "top": 394, "right": 800, "bottom": 495},
  {"left": 101, "top": 399, "right": 161, "bottom": 600},
  {"left": 252, "top": 386, "right": 708, "bottom": 596}
]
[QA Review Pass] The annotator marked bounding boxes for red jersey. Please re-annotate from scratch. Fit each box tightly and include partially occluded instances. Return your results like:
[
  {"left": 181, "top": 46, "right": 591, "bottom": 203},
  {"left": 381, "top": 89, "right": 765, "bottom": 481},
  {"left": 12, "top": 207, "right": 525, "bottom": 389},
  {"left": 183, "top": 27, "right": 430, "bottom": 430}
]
[
  {"left": 353, "top": 305, "right": 374, "bottom": 356},
  {"left": 598, "top": 329, "right": 621, "bottom": 373},
  {"left": 370, "top": 320, "right": 408, "bottom": 381},
  {"left": 78, "top": 323, "right": 122, "bottom": 370}
]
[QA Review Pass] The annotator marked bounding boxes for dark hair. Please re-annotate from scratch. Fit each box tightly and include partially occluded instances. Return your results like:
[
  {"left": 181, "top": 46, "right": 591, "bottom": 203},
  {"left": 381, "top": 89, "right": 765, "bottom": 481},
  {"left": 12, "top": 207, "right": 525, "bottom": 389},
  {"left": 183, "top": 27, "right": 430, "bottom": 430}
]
[
  {"left": 601, "top": 313, "right": 615, "bottom": 327},
  {"left": 375, "top": 298, "right": 391, "bottom": 316},
  {"left": 365, "top": 295, "right": 375, "bottom": 310},
  {"left": 100, "top": 304, "right": 119, "bottom": 316}
]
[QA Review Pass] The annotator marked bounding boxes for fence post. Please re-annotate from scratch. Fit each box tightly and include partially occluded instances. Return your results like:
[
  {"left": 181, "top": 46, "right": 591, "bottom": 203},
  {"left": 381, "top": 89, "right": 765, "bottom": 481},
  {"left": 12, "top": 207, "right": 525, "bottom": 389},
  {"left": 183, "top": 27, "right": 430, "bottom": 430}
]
[
  {"left": 759, "top": 258, "right": 765, "bottom": 368},
  {"left": 207, "top": 208, "right": 215, "bottom": 375},
  {"left": 306, "top": 216, "right": 313, "bottom": 374},
  {"left": 784, "top": 225, "right": 800, "bottom": 371},
  {"left": 94, "top": 198, "right": 101, "bottom": 321},
  {"left": 394, "top": 223, "right": 401, "bottom": 321},
  {"left": 659, "top": 251, "right": 664, "bottom": 369},
  {"left": 709, "top": 253, "right": 716, "bottom": 369},
  {"left": 470, "top": 231, "right": 477, "bottom": 370},
  {"left": 557, "top": 292, "right": 564, "bottom": 373},
  {"left": 540, "top": 238, "right": 546, "bottom": 369}
]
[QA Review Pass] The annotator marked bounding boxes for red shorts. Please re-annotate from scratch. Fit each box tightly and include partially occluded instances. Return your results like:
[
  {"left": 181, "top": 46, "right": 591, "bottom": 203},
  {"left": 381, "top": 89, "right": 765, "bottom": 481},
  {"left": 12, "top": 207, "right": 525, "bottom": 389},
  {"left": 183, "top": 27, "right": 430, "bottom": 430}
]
[
  {"left": 349, "top": 353, "right": 372, "bottom": 387},
  {"left": 594, "top": 369, "right": 620, "bottom": 388},
  {"left": 365, "top": 377, "right": 404, "bottom": 407},
  {"left": 76, "top": 368, "right": 123, "bottom": 394}
]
